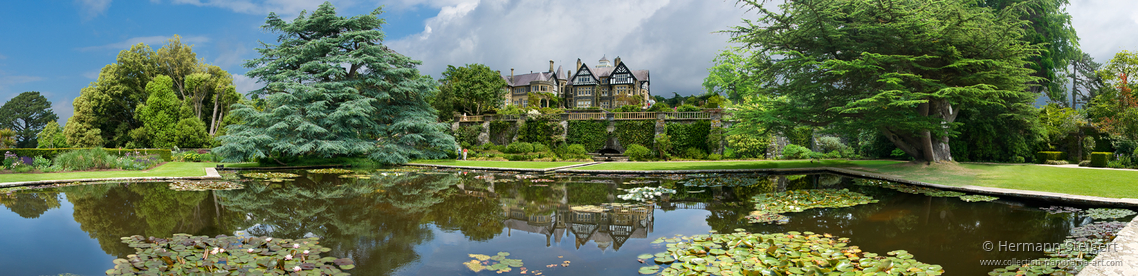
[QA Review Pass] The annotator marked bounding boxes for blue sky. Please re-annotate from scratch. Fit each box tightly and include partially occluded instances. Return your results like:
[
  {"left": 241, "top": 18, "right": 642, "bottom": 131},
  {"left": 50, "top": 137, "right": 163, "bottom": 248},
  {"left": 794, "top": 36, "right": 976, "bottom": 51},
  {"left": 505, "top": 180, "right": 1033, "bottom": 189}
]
[{"left": 1, "top": 0, "right": 1136, "bottom": 124}]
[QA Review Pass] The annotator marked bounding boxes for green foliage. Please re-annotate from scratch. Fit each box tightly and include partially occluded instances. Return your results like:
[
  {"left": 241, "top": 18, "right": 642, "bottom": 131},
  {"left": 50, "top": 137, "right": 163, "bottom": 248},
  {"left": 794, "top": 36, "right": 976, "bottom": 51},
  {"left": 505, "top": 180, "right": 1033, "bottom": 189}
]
[
  {"left": 36, "top": 121, "right": 68, "bottom": 148},
  {"left": 707, "top": 153, "right": 723, "bottom": 160},
  {"left": 215, "top": 3, "right": 454, "bottom": 164},
  {"left": 676, "top": 104, "right": 700, "bottom": 112},
  {"left": 134, "top": 75, "right": 182, "bottom": 148},
  {"left": 1083, "top": 152, "right": 1110, "bottom": 166},
  {"left": 612, "top": 105, "right": 642, "bottom": 112},
  {"left": 614, "top": 120, "right": 654, "bottom": 150},
  {"left": 726, "top": 133, "right": 769, "bottom": 159},
  {"left": 567, "top": 120, "right": 607, "bottom": 152},
  {"left": 732, "top": 0, "right": 1041, "bottom": 162},
  {"left": 704, "top": 47, "right": 761, "bottom": 103},
  {"left": 1039, "top": 103, "right": 1083, "bottom": 149},
  {"left": 1083, "top": 136, "right": 1097, "bottom": 158},
  {"left": 65, "top": 36, "right": 236, "bottom": 148},
  {"left": 32, "top": 156, "right": 51, "bottom": 169},
  {"left": 1035, "top": 151, "right": 1067, "bottom": 163},
  {"left": 175, "top": 117, "right": 210, "bottom": 148},
  {"left": 654, "top": 133, "right": 672, "bottom": 159},
  {"left": 565, "top": 144, "right": 588, "bottom": 155},
  {"left": 624, "top": 144, "right": 652, "bottom": 161},
  {"left": 816, "top": 136, "right": 848, "bottom": 153},
  {"left": 978, "top": 0, "right": 1079, "bottom": 103},
  {"left": 0, "top": 148, "right": 171, "bottom": 161},
  {"left": 488, "top": 121, "right": 515, "bottom": 145},
  {"left": 516, "top": 119, "right": 560, "bottom": 146},
  {"left": 785, "top": 127, "right": 814, "bottom": 148},
  {"left": 0, "top": 128, "right": 15, "bottom": 149},
  {"left": 683, "top": 147, "right": 707, "bottom": 160},
  {"left": 950, "top": 102, "right": 1045, "bottom": 162},
  {"left": 504, "top": 142, "right": 534, "bottom": 154},
  {"left": 455, "top": 125, "right": 482, "bottom": 147},
  {"left": 665, "top": 121, "right": 710, "bottom": 156},
  {"left": 434, "top": 64, "right": 508, "bottom": 117},
  {"left": 0, "top": 91, "right": 59, "bottom": 148},
  {"left": 782, "top": 144, "right": 815, "bottom": 160},
  {"left": 52, "top": 148, "right": 160, "bottom": 171}
]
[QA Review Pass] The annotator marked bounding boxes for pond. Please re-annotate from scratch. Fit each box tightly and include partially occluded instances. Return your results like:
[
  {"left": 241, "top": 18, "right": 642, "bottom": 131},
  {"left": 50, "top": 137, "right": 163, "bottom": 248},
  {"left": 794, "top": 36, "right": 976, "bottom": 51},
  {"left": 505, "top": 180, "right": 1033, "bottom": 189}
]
[{"left": 0, "top": 169, "right": 1126, "bottom": 275}]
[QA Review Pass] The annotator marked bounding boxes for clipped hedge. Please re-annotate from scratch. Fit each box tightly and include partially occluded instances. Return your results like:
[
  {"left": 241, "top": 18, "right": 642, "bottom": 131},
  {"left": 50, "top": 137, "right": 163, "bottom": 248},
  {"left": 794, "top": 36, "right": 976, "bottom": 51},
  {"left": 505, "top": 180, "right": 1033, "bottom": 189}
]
[
  {"left": 1034, "top": 151, "right": 1066, "bottom": 164},
  {"left": 1091, "top": 152, "right": 1112, "bottom": 167},
  {"left": 625, "top": 144, "right": 652, "bottom": 161},
  {"left": 614, "top": 120, "right": 655, "bottom": 150},
  {"left": 517, "top": 119, "right": 562, "bottom": 146},
  {"left": 665, "top": 121, "right": 711, "bottom": 156},
  {"left": 567, "top": 121, "right": 608, "bottom": 153},
  {"left": 1, "top": 148, "right": 173, "bottom": 161}
]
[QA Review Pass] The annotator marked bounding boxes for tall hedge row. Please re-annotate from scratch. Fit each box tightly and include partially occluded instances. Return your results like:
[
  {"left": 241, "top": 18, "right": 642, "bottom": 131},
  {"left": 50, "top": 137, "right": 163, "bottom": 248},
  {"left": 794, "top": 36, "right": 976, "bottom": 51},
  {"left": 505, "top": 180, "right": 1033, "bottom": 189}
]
[
  {"left": 614, "top": 120, "right": 655, "bottom": 150},
  {"left": 665, "top": 121, "right": 711, "bottom": 156},
  {"left": 1, "top": 148, "right": 173, "bottom": 161},
  {"left": 517, "top": 120, "right": 563, "bottom": 146},
  {"left": 567, "top": 121, "right": 607, "bottom": 153}
]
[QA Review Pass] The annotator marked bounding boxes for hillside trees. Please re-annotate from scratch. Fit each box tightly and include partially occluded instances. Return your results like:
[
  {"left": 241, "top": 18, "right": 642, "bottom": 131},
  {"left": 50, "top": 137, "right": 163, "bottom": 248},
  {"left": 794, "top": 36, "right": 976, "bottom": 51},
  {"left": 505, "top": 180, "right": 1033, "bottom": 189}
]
[
  {"left": 213, "top": 2, "right": 454, "bottom": 164},
  {"left": 730, "top": 0, "right": 1041, "bottom": 163},
  {"left": 431, "top": 64, "right": 508, "bottom": 121},
  {"left": 0, "top": 91, "right": 58, "bottom": 148},
  {"left": 64, "top": 36, "right": 237, "bottom": 148}
]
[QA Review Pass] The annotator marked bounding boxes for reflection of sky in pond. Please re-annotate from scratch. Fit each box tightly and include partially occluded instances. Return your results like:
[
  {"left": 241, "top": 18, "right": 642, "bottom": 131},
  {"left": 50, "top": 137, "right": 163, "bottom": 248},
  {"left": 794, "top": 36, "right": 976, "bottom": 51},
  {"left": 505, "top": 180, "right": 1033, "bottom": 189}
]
[{"left": 0, "top": 172, "right": 1124, "bottom": 275}]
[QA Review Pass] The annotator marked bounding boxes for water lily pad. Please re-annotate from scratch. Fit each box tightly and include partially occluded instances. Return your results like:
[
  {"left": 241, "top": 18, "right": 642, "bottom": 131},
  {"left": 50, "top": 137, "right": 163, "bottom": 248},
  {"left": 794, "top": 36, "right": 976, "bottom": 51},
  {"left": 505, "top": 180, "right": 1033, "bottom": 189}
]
[
  {"left": 168, "top": 181, "right": 243, "bottom": 191},
  {"left": 639, "top": 265, "right": 660, "bottom": 274},
  {"left": 751, "top": 189, "right": 877, "bottom": 223},
  {"left": 107, "top": 234, "right": 352, "bottom": 275},
  {"left": 958, "top": 195, "right": 998, "bottom": 202},
  {"left": 306, "top": 168, "right": 354, "bottom": 174},
  {"left": 241, "top": 172, "right": 301, "bottom": 179},
  {"left": 1085, "top": 208, "right": 1137, "bottom": 220},
  {"left": 618, "top": 187, "right": 676, "bottom": 202},
  {"left": 924, "top": 191, "right": 965, "bottom": 197}
]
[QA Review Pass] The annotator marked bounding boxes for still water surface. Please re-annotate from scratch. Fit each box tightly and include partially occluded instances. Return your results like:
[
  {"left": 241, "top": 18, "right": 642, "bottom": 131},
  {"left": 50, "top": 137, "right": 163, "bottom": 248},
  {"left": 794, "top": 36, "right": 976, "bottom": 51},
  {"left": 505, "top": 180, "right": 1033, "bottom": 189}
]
[{"left": 0, "top": 170, "right": 1094, "bottom": 275}]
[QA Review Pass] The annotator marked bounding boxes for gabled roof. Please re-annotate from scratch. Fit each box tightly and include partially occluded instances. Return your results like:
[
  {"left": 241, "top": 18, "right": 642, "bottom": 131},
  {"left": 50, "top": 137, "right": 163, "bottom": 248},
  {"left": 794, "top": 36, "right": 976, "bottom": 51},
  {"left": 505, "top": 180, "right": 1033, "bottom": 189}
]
[{"left": 501, "top": 71, "right": 556, "bottom": 87}]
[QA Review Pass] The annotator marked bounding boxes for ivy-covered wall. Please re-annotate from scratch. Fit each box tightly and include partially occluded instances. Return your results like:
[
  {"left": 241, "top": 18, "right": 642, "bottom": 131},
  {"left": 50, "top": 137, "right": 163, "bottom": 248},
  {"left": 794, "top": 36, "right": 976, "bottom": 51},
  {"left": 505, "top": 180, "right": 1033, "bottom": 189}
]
[
  {"left": 665, "top": 121, "right": 711, "bottom": 156},
  {"left": 455, "top": 125, "right": 482, "bottom": 147},
  {"left": 567, "top": 120, "right": 608, "bottom": 153},
  {"left": 489, "top": 121, "right": 516, "bottom": 146},
  {"left": 614, "top": 120, "right": 655, "bottom": 149},
  {"left": 517, "top": 120, "right": 563, "bottom": 147}
]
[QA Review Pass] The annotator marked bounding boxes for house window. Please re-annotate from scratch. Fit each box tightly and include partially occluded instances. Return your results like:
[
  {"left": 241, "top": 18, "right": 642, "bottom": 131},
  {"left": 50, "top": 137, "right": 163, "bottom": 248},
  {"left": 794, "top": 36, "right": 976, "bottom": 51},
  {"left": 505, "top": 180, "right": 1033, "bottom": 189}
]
[
  {"left": 576, "top": 100, "right": 592, "bottom": 108},
  {"left": 613, "top": 74, "right": 631, "bottom": 84},
  {"left": 601, "top": 87, "right": 610, "bottom": 96},
  {"left": 540, "top": 86, "right": 548, "bottom": 91},
  {"left": 616, "top": 86, "right": 629, "bottom": 95},
  {"left": 576, "top": 75, "right": 594, "bottom": 84},
  {"left": 601, "top": 101, "right": 611, "bottom": 109},
  {"left": 514, "top": 87, "right": 528, "bottom": 94},
  {"left": 576, "top": 87, "right": 593, "bottom": 96}
]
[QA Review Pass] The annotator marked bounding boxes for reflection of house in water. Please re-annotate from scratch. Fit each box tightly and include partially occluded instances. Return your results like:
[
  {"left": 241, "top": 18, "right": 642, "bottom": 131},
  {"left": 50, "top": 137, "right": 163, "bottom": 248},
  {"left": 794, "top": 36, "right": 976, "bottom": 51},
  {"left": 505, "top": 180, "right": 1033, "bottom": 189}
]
[{"left": 502, "top": 201, "right": 654, "bottom": 252}]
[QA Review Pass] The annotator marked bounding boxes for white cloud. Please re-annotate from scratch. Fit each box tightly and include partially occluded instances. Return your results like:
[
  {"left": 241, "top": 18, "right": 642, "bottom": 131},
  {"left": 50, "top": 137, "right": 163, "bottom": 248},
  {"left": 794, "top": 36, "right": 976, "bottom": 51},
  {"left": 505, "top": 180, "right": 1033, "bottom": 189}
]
[
  {"left": 212, "top": 40, "right": 250, "bottom": 68},
  {"left": 232, "top": 74, "right": 263, "bottom": 94},
  {"left": 82, "top": 70, "right": 101, "bottom": 80},
  {"left": 388, "top": 0, "right": 749, "bottom": 96},
  {"left": 78, "top": 35, "right": 211, "bottom": 52},
  {"left": 76, "top": 0, "right": 112, "bottom": 20},
  {"left": 0, "top": 75, "right": 45, "bottom": 96},
  {"left": 1068, "top": 0, "right": 1138, "bottom": 63}
]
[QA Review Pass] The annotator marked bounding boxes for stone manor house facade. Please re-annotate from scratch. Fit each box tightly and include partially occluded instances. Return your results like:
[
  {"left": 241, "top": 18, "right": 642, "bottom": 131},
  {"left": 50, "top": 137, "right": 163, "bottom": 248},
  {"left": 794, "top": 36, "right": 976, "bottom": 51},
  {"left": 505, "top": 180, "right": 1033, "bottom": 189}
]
[{"left": 502, "top": 56, "right": 650, "bottom": 109}]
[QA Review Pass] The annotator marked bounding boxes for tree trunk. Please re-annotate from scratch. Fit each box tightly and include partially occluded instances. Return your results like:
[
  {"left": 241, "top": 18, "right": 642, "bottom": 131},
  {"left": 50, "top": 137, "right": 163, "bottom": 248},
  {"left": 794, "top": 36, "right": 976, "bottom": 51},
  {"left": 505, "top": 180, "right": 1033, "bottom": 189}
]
[
  {"left": 209, "top": 91, "right": 221, "bottom": 136},
  {"left": 882, "top": 99, "right": 957, "bottom": 163}
]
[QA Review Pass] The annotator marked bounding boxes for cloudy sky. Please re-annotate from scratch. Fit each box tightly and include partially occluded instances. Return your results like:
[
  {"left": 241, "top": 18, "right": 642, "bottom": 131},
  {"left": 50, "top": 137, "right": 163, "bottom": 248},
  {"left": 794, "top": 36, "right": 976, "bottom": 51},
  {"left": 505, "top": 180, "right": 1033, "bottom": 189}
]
[{"left": 0, "top": 0, "right": 1135, "bottom": 123}]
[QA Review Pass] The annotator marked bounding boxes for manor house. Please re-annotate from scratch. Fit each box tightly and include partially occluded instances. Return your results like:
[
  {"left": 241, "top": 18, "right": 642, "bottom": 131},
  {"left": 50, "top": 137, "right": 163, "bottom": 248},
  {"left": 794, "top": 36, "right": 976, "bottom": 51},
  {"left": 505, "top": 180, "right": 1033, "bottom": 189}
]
[{"left": 502, "top": 56, "right": 650, "bottom": 109}]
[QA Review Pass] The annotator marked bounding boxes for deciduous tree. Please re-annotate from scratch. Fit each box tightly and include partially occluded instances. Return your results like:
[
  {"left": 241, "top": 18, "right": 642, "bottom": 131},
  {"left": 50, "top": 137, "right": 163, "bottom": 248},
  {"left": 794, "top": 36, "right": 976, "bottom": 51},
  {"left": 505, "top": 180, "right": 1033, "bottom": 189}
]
[
  {"left": 135, "top": 75, "right": 182, "bottom": 148},
  {"left": 437, "top": 64, "right": 507, "bottom": 116},
  {"left": 703, "top": 47, "right": 759, "bottom": 103},
  {"left": 0, "top": 91, "right": 59, "bottom": 148},
  {"left": 730, "top": 0, "right": 1041, "bottom": 163},
  {"left": 214, "top": 2, "right": 455, "bottom": 164},
  {"left": 36, "top": 121, "right": 69, "bottom": 148}
]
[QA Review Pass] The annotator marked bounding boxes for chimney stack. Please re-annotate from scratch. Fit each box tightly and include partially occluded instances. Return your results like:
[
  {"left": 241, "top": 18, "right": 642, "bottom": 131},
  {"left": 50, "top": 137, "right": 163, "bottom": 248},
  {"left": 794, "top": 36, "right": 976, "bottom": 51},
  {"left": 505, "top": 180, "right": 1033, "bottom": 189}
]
[
  {"left": 549, "top": 60, "right": 555, "bottom": 72},
  {"left": 510, "top": 68, "right": 514, "bottom": 82},
  {"left": 614, "top": 56, "right": 621, "bottom": 66},
  {"left": 577, "top": 58, "right": 582, "bottom": 71}
]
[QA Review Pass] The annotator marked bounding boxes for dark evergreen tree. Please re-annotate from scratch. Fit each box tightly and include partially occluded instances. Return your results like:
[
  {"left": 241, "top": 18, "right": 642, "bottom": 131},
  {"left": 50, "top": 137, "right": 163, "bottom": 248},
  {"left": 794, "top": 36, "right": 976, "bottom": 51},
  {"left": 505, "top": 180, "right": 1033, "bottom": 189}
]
[{"left": 214, "top": 2, "right": 454, "bottom": 164}]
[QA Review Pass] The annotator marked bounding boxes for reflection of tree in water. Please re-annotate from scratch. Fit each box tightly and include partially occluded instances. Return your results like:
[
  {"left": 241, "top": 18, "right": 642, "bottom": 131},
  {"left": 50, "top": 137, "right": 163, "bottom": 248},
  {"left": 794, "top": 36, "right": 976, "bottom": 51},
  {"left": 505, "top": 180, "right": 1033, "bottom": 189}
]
[
  {"left": 0, "top": 189, "right": 62, "bottom": 218},
  {"left": 215, "top": 173, "right": 459, "bottom": 276},
  {"left": 63, "top": 183, "right": 239, "bottom": 257}
]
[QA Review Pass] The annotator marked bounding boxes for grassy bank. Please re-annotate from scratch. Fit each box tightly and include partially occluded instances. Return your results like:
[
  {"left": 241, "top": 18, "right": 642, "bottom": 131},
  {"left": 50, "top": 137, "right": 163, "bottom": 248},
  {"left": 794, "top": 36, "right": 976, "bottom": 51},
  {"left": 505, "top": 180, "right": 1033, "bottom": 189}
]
[
  {"left": 0, "top": 162, "right": 220, "bottom": 183},
  {"left": 848, "top": 162, "right": 1138, "bottom": 199},
  {"left": 410, "top": 160, "right": 588, "bottom": 169},
  {"left": 571, "top": 160, "right": 903, "bottom": 171}
]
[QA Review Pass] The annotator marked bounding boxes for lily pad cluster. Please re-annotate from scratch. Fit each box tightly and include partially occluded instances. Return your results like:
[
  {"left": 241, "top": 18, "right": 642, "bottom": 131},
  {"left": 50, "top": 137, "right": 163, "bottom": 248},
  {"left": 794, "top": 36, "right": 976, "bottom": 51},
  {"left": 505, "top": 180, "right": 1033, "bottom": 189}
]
[
  {"left": 1084, "top": 208, "right": 1137, "bottom": 220},
  {"left": 618, "top": 187, "right": 676, "bottom": 202},
  {"left": 854, "top": 179, "right": 973, "bottom": 198},
  {"left": 464, "top": 252, "right": 523, "bottom": 273},
  {"left": 635, "top": 230, "right": 943, "bottom": 275},
  {"left": 107, "top": 234, "right": 355, "bottom": 275},
  {"left": 241, "top": 172, "right": 301, "bottom": 179},
  {"left": 923, "top": 191, "right": 966, "bottom": 197},
  {"left": 989, "top": 221, "right": 1130, "bottom": 275},
  {"left": 306, "top": 168, "right": 354, "bottom": 174},
  {"left": 168, "top": 181, "right": 244, "bottom": 191},
  {"left": 1040, "top": 206, "right": 1082, "bottom": 214},
  {"left": 338, "top": 174, "right": 371, "bottom": 180},
  {"left": 748, "top": 189, "right": 877, "bottom": 224},
  {"left": 681, "top": 175, "right": 760, "bottom": 188},
  {"left": 958, "top": 195, "right": 999, "bottom": 202}
]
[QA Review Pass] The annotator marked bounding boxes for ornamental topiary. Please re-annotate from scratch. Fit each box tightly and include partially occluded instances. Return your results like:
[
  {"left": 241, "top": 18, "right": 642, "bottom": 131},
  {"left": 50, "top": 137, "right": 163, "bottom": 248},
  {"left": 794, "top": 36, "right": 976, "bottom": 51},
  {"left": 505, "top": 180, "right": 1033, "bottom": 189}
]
[{"left": 1091, "top": 152, "right": 1112, "bottom": 167}]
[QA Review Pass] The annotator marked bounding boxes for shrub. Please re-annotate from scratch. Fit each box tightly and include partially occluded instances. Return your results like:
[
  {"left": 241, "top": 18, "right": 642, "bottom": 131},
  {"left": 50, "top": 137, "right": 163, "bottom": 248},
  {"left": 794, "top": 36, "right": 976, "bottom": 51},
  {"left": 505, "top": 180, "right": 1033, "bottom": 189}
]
[
  {"left": 2, "top": 151, "right": 19, "bottom": 169},
  {"left": 1107, "top": 155, "right": 1132, "bottom": 168},
  {"left": 565, "top": 144, "right": 588, "bottom": 155},
  {"left": 1012, "top": 156, "right": 1025, "bottom": 163},
  {"left": 665, "top": 121, "right": 711, "bottom": 156},
  {"left": 174, "top": 152, "right": 202, "bottom": 162},
  {"left": 707, "top": 153, "right": 723, "bottom": 160},
  {"left": 32, "top": 156, "right": 51, "bottom": 169},
  {"left": 782, "top": 144, "right": 814, "bottom": 159},
  {"left": 12, "top": 165, "right": 32, "bottom": 173},
  {"left": 455, "top": 125, "right": 482, "bottom": 147},
  {"left": 1045, "top": 160, "right": 1069, "bottom": 165},
  {"left": 531, "top": 143, "right": 550, "bottom": 153},
  {"left": 54, "top": 148, "right": 112, "bottom": 171},
  {"left": 1083, "top": 136, "right": 1096, "bottom": 157},
  {"left": 727, "top": 134, "right": 769, "bottom": 159},
  {"left": 684, "top": 147, "right": 707, "bottom": 160},
  {"left": 654, "top": 133, "right": 672, "bottom": 159},
  {"left": 614, "top": 120, "right": 655, "bottom": 150},
  {"left": 1091, "top": 152, "right": 1112, "bottom": 167},
  {"left": 1079, "top": 160, "right": 1091, "bottom": 167},
  {"left": 677, "top": 104, "right": 700, "bottom": 112},
  {"left": 625, "top": 144, "right": 652, "bottom": 161},
  {"left": 816, "top": 136, "right": 849, "bottom": 153},
  {"left": 1034, "top": 151, "right": 1066, "bottom": 164},
  {"left": 504, "top": 142, "right": 534, "bottom": 154},
  {"left": 517, "top": 119, "right": 560, "bottom": 146}
]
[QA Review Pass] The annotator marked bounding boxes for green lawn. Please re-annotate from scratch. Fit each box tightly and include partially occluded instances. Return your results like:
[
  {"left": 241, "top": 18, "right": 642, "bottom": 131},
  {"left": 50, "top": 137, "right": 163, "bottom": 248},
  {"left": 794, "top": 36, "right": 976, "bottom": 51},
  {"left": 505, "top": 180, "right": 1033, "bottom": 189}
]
[
  {"left": 0, "top": 162, "right": 221, "bottom": 183},
  {"left": 571, "top": 160, "right": 903, "bottom": 171},
  {"left": 409, "top": 160, "right": 588, "bottom": 169},
  {"left": 847, "top": 162, "right": 1138, "bottom": 199}
]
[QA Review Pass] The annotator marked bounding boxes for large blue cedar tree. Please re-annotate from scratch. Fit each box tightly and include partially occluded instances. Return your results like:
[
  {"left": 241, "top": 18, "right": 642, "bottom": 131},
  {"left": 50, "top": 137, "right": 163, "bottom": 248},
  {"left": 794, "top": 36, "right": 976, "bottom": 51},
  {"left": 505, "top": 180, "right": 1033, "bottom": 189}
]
[{"left": 214, "top": 2, "right": 454, "bottom": 164}]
